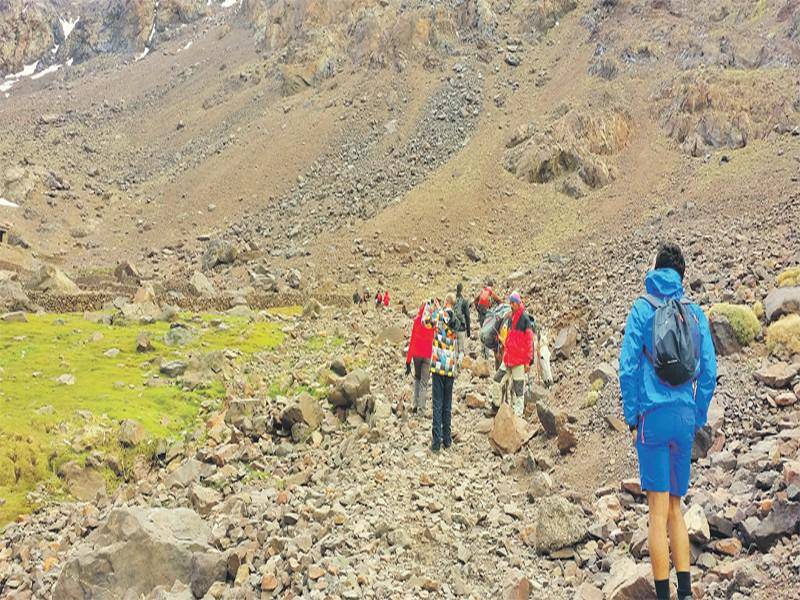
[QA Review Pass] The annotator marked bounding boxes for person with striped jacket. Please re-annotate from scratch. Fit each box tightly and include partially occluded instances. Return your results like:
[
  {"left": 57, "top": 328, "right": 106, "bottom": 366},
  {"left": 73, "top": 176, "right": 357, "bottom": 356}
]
[{"left": 430, "top": 294, "right": 457, "bottom": 453}]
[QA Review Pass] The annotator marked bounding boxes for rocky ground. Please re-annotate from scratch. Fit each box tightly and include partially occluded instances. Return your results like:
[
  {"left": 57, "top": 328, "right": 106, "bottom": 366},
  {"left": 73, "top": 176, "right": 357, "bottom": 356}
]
[{"left": 2, "top": 199, "right": 800, "bottom": 598}]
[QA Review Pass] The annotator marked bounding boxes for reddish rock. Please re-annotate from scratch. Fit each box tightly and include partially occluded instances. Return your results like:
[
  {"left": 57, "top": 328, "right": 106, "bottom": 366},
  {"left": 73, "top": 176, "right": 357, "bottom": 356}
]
[
  {"left": 712, "top": 538, "right": 742, "bottom": 557},
  {"left": 621, "top": 478, "right": 643, "bottom": 497},
  {"left": 489, "top": 404, "right": 533, "bottom": 455}
]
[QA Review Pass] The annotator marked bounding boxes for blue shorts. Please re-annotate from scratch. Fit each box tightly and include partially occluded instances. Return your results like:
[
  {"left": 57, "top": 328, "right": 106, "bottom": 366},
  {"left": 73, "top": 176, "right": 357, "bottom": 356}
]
[{"left": 636, "top": 403, "right": 695, "bottom": 497}]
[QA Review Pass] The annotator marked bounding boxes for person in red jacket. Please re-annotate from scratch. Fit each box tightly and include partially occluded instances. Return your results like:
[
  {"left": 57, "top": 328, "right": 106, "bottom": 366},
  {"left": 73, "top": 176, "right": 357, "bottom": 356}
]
[
  {"left": 405, "top": 299, "right": 435, "bottom": 414},
  {"left": 375, "top": 290, "right": 383, "bottom": 309},
  {"left": 383, "top": 290, "right": 391, "bottom": 308},
  {"left": 497, "top": 291, "right": 534, "bottom": 416}
]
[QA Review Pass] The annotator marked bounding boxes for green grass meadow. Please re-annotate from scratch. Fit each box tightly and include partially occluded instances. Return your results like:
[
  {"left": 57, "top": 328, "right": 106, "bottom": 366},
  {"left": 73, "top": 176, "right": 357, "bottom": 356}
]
[{"left": 0, "top": 312, "right": 283, "bottom": 524}]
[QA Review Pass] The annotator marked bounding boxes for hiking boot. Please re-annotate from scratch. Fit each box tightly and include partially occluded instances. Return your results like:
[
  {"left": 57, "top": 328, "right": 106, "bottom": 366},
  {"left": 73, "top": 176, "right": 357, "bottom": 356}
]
[{"left": 430, "top": 444, "right": 441, "bottom": 454}]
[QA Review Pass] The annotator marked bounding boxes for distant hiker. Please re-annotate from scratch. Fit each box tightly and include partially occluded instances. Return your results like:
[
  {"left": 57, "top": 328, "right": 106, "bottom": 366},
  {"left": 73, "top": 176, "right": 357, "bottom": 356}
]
[
  {"left": 353, "top": 289, "right": 361, "bottom": 305},
  {"left": 430, "top": 294, "right": 457, "bottom": 452},
  {"left": 375, "top": 290, "right": 384, "bottom": 309},
  {"left": 383, "top": 290, "right": 391, "bottom": 308},
  {"left": 406, "top": 299, "right": 435, "bottom": 415},
  {"left": 493, "top": 292, "right": 534, "bottom": 416},
  {"left": 474, "top": 279, "right": 502, "bottom": 326},
  {"left": 619, "top": 242, "right": 717, "bottom": 600},
  {"left": 452, "top": 283, "right": 471, "bottom": 366}
]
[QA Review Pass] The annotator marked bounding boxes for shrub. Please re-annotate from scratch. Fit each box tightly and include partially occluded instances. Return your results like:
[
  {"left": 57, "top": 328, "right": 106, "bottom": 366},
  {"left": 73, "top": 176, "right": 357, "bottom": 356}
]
[
  {"left": 766, "top": 314, "right": 800, "bottom": 359},
  {"left": 709, "top": 303, "right": 761, "bottom": 346},
  {"left": 752, "top": 301, "right": 764, "bottom": 320},
  {"left": 777, "top": 267, "right": 800, "bottom": 287}
]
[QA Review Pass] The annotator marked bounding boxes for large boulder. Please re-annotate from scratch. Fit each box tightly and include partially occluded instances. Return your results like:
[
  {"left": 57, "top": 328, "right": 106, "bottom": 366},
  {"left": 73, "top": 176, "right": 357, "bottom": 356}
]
[
  {"left": 53, "top": 507, "right": 226, "bottom": 599},
  {"left": 535, "top": 401, "right": 564, "bottom": 437},
  {"left": 520, "top": 495, "right": 587, "bottom": 553},
  {"left": 740, "top": 501, "right": 800, "bottom": 552},
  {"left": 119, "top": 419, "right": 147, "bottom": 447},
  {"left": 764, "top": 287, "right": 800, "bottom": 323},
  {"left": 328, "top": 368, "right": 370, "bottom": 408},
  {"left": 114, "top": 261, "right": 141, "bottom": 284},
  {"left": 709, "top": 314, "right": 741, "bottom": 356},
  {"left": 58, "top": 461, "right": 106, "bottom": 502},
  {"left": 281, "top": 392, "right": 324, "bottom": 430},
  {"left": 188, "top": 271, "right": 215, "bottom": 297},
  {"left": 0, "top": 271, "right": 35, "bottom": 311},
  {"left": 553, "top": 325, "right": 577, "bottom": 359},
  {"left": 754, "top": 362, "right": 798, "bottom": 389},
  {"left": 302, "top": 298, "right": 323, "bottom": 319},
  {"left": 684, "top": 504, "right": 710, "bottom": 544},
  {"left": 201, "top": 239, "right": 237, "bottom": 270},
  {"left": 29, "top": 264, "right": 79, "bottom": 294},
  {"left": 602, "top": 557, "right": 656, "bottom": 599},
  {"left": 489, "top": 403, "right": 534, "bottom": 455}
]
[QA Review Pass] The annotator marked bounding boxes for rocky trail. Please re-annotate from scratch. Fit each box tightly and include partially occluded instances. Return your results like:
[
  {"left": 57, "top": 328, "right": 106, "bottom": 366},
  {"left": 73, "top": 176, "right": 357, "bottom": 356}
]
[{"left": 3, "top": 211, "right": 800, "bottom": 599}]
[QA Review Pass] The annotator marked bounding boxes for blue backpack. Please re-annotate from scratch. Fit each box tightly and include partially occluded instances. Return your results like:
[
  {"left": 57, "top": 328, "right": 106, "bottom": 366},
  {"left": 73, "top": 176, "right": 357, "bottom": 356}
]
[{"left": 640, "top": 294, "right": 701, "bottom": 386}]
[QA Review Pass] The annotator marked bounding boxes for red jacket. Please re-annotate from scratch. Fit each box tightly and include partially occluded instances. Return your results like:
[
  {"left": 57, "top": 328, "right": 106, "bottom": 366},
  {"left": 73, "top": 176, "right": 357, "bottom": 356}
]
[
  {"left": 503, "top": 305, "right": 534, "bottom": 368},
  {"left": 383, "top": 292, "right": 390, "bottom": 307},
  {"left": 406, "top": 302, "right": 434, "bottom": 363}
]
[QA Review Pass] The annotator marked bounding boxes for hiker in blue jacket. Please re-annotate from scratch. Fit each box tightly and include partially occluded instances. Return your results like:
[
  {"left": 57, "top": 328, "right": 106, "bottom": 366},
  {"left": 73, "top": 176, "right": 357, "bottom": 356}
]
[{"left": 619, "top": 242, "right": 717, "bottom": 600}]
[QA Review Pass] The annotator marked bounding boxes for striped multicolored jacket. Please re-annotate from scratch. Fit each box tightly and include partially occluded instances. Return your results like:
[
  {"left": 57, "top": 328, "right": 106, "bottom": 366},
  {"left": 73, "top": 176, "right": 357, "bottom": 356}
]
[{"left": 430, "top": 307, "right": 457, "bottom": 378}]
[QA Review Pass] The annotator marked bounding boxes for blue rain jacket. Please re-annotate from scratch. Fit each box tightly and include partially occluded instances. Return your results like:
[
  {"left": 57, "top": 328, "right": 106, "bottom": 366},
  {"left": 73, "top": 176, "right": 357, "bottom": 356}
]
[{"left": 619, "top": 268, "right": 717, "bottom": 429}]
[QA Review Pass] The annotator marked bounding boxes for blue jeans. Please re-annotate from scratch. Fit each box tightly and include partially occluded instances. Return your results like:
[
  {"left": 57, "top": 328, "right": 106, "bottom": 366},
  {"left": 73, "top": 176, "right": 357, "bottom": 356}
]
[{"left": 431, "top": 374, "right": 454, "bottom": 449}]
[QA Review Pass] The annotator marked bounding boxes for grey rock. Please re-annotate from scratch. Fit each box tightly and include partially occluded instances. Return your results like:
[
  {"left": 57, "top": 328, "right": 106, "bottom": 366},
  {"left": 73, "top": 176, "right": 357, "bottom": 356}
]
[{"left": 53, "top": 507, "right": 225, "bottom": 600}]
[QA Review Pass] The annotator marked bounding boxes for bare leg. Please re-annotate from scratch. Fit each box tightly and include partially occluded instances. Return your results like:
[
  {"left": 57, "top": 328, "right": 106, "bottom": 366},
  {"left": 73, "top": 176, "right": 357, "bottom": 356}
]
[
  {"left": 668, "top": 495, "right": 691, "bottom": 572},
  {"left": 647, "top": 491, "right": 671, "bottom": 580}
]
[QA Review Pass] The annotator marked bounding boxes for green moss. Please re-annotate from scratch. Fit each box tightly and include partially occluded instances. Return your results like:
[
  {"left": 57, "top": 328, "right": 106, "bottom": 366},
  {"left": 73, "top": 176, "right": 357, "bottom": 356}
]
[
  {"left": 0, "top": 312, "right": 284, "bottom": 524},
  {"left": 767, "top": 315, "right": 800, "bottom": 359},
  {"left": 267, "top": 306, "right": 302, "bottom": 318},
  {"left": 752, "top": 301, "right": 765, "bottom": 320},
  {"left": 306, "top": 334, "right": 344, "bottom": 352},
  {"left": 709, "top": 303, "right": 761, "bottom": 346},
  {"left": 777, "top": 267, "right": 800, "bottom": 288}
]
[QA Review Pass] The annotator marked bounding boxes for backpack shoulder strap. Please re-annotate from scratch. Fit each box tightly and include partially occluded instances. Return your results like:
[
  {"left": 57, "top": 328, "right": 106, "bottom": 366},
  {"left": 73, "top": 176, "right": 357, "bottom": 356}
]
[{"left": 639, "top": 294, "right": 663, "bottom": 309}]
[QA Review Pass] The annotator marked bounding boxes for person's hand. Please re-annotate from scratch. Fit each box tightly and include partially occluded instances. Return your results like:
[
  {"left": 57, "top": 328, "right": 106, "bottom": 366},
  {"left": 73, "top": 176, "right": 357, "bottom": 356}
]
[
  {"left": 524, "top": 364, "right": 530, "bottom": 373},
  {"left": 631, "top": 428, "right": 638, "bottom": 445},
  {"left": 405, "top": 362, "right": 411, "bottom": 376}
]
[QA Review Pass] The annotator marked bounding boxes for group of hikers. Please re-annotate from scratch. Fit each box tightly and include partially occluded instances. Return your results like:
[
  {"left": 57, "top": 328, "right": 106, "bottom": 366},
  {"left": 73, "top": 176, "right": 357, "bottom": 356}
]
[
  {"left": 404, "top": 279, "right": 548, "bottom": 451},
  {"left": 352, "top": 287, "right": 391, "bottom": 309},
  {"left": 402, "top": 242, "right": 717, "bottom": 600}
]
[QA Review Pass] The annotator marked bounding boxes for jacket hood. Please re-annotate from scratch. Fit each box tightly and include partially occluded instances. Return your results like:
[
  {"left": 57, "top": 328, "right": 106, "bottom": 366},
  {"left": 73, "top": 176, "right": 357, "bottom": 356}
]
[{"left": 645, "top": 268, "right": 684, "bottom": 299}]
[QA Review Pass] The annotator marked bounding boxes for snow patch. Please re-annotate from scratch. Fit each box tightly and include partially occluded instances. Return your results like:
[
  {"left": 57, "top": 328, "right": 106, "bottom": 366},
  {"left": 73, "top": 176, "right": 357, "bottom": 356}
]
[
  {"left": 5, "top": 61, "right": 39, "bottom": 80},
  {"left": 1, "top": 60, "right": 40, "bottom": 94},
  {"left": 0, "top": 198, "right": 20, "bottom": 208},
  {"left": 52, "top": 44, "right": 60, "bottom": 54},
  {"left": 220, "top": 0, "right": 239, "bottom": 8},
  {"left": 60, "top": 16, "right": 80, "bottom": 41},
  {"left": 136, "top": 1, "right": 159, "bottom": 61},
  {"left": 31, "top": 64, "right": 62, "bottom": 80}
]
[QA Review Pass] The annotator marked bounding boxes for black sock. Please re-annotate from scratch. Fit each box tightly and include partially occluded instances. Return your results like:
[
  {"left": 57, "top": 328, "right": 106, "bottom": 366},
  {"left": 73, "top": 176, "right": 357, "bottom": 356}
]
[
  {"left": 677, "top": 571, "right": 692, "bottom": 596},
  {"left": 655, "top": 579, "right": 670, "bottom": 600}
]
